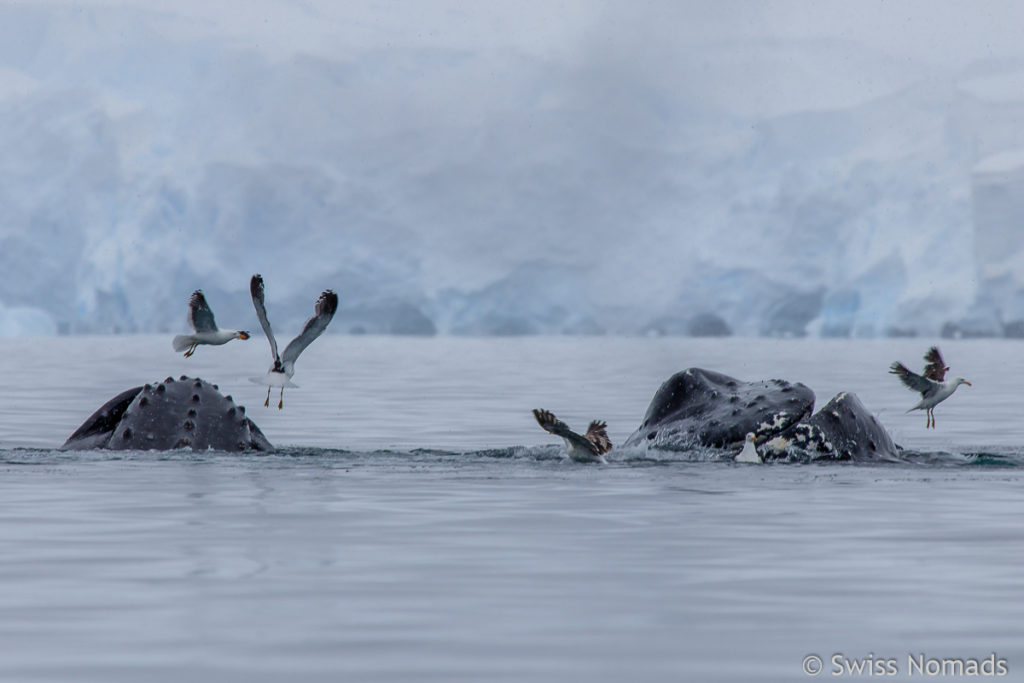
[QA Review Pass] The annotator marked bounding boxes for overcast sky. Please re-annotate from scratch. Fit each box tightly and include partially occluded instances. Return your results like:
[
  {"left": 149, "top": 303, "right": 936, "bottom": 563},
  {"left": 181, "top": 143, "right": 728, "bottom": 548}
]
[{"left": 127, "top": 1, "right": 1024, "bottom": 64}]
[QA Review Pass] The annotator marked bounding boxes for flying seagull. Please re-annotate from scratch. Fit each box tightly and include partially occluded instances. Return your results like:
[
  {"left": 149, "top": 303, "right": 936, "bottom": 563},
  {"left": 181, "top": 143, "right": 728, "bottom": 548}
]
[
  {"left": 249, "top": 274, "right": 338, "bottom": 409},
  {"left": 532, "top": 408, "right": 612, "bottom": 463},
  {"left": 171, "top": 290, "right": 250, "bottom": 357},
  {"left": 889, "top": 346, "right": 971, "bottom": 429},
  {"left": 735, "top": 432, "right": 762, "bottom": 463}
]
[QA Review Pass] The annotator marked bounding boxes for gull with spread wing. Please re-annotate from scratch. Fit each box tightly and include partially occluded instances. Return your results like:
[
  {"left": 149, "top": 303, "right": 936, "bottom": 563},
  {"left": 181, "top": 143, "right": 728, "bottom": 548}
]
[
  {"left": 249, "top": 274, "right": 338, "bottom": 409},
  {"left": 172, "top": 290, "right": 250, "bottom": 357},
  {"left": 889, "top": 346, "right": 971, "bottom": 429}
]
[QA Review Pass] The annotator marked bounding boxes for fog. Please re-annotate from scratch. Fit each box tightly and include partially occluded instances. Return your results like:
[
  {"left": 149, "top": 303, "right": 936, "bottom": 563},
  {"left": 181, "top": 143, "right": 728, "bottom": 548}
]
[{"left": 2, "top": 0, "right": 1024, "bottom": 337}]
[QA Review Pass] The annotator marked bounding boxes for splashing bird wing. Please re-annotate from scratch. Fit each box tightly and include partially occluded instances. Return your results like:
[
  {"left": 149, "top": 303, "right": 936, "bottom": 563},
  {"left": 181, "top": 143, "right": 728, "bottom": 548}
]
[
  {"left": 532, "top": 409, "right": 600, "bottom": 455},
  {"left": 281, "top": 290, "right": 339, "bottom": 365},
  {"left": 923, "top": 346, "right": 950, "bottom": 382},
  {"left": 250, "top": 274, "right": 279, "bottom": 363},
  {"left": 188, "top": 290, "right": 218, "bottom": 333},
  {"left": 584, "top": 420, "right": 613, "bottom": 455}
]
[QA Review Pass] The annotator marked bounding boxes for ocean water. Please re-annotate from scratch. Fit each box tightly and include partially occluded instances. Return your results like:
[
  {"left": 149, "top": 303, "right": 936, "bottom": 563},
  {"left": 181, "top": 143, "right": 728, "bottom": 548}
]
[{"left": 1, "top": 335, "right": 1022, "bottom": 682}]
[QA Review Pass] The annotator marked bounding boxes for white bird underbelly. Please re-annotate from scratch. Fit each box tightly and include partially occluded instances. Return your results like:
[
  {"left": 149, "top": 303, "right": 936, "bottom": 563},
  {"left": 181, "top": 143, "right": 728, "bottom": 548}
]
[
  {"left": 173, "top": 330, "right": 242, "bottom": 352},
  {"left": 735, "top": 436, "right": 762, "bottom": 463},
  {"left": 250, "top": 372, "right": 298, "bottom": 388},
  {"left": 193, "top": 330, "right": 241, "bottom": 345},
  {"left": 910, "top": 383, "right": 960, "bottom": 411}
]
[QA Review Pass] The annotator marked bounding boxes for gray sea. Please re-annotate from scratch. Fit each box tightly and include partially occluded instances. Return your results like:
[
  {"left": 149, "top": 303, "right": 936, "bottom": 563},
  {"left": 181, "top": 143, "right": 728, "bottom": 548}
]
[{"left": 1, "top": 335, "right": 1022, "bottom": 682}]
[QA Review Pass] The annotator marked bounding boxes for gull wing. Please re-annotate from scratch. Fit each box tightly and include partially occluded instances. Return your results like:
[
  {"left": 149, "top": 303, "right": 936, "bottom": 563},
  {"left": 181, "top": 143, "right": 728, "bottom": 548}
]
[
  {"left": 250, "top": 274, "right": 279, "bottom": 363},
  {"left": 583, "top": 420, "right": 613, "bottom": 455},
  {"left": 889, "top": 361, "right": 940, "bottom": 397},
  {"left": 532, "top": 409, "right": 600, "bottom": 455},
  {"left": 188, "top": 290, "right": 218, "bottom": 333},
  {"left": 281, "top": 290, "right": 339, "bottom": 365},
  {"left": 923, "top": 347, "right": 949, "bottom": 382}
]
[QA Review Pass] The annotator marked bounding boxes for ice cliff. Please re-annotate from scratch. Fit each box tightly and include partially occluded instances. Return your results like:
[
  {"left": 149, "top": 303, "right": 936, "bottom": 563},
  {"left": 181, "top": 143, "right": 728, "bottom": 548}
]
[{"left": 1, "top": 3, "right": 1022, "bottom": 337}]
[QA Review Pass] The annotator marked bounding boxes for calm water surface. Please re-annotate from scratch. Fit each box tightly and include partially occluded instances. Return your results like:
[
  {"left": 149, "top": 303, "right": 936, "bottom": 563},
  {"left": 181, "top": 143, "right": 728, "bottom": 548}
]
[{"left": 1, "top": 336, "right": 1022, "bottom": 682}]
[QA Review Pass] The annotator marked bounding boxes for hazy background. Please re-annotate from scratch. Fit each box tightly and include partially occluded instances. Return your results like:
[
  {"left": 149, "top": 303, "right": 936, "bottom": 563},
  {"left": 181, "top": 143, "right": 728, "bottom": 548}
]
[{"left": 3, "top": 0, "right": 1024, "bottom": 338}]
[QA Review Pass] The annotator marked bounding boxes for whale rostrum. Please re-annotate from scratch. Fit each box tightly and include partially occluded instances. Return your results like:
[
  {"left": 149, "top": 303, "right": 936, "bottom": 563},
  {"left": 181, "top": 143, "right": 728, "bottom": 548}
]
[
  {"left": 623, "top": 368, "right": 815, "bottom": 449},
  {"left": 62, "top": 376, "right": 272, "bottom": 452}
]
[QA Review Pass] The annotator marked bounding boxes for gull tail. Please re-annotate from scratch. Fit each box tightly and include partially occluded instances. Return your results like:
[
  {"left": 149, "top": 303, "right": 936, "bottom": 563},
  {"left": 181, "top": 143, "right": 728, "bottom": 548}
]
[{"left": 172, "top": 335, "right": 193, "bottom": 352}]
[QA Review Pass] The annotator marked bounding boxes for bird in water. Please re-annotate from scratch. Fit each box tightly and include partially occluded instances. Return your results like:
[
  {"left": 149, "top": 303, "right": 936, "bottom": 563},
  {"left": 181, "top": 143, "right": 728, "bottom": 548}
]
[
  {"left": 735, "top": 432, "right": 761, "bottom": 463},
  {"left": 889, "top": 346, "right": 971, "bottom": 429},
  {"left": 532, "top": 409, "right": 612, "bottom": 463},
  {"left": 249, "top": 274, "right": 338, "bottom": 409},
  {"left": 172, "top": 290, "right": 250, "bottom": 357}
]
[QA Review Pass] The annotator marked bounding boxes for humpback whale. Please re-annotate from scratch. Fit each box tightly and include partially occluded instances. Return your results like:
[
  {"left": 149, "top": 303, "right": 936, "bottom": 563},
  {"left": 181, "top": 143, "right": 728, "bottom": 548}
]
[
  {"left": 62, "top": 376, "right": 272, "bottom": 452},
  {"left": 622, "top": 368, "right": 900, "bottom": 462},
  {"left": 761, "top": 392, "right": 900, "bottom": 462}
]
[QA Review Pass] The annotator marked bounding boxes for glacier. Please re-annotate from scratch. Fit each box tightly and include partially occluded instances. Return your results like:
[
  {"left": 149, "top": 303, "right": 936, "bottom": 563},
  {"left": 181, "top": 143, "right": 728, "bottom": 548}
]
[{"left": 2, "top": 2, "right": 1024, "bottom": 337}]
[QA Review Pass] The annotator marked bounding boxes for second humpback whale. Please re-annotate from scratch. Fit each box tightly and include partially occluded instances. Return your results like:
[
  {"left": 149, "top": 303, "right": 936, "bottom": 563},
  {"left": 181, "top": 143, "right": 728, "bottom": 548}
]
[{"left": 622, "top": 367, "right": 900, "bottom": 462}]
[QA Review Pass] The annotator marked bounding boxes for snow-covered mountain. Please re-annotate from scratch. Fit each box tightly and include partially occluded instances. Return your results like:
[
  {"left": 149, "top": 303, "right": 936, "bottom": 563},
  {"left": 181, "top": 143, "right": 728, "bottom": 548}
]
[{"left": 2, "top": 1, "right": 1023, "bottom": 337}]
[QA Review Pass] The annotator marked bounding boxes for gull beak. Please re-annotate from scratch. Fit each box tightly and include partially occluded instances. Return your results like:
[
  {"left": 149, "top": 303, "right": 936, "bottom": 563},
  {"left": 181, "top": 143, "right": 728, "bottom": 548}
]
[
  {"left": 964, "top": 380, "right": 972, "bottom": 386},
  {"left": 238, "top": 331, "right": 251, "bottom": 340}
]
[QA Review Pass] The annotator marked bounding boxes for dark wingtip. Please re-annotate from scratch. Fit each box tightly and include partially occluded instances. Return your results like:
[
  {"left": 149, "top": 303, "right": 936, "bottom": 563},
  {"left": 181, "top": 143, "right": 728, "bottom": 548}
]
[
  {"left": 319, "top": 289, "right": 339, "bottom": 316},
  {"left": 532, "top": 408, "right": 554, "bottom": 431},
  {"left": 250, "top": 274, "right": 264, "bottom": 298}
]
